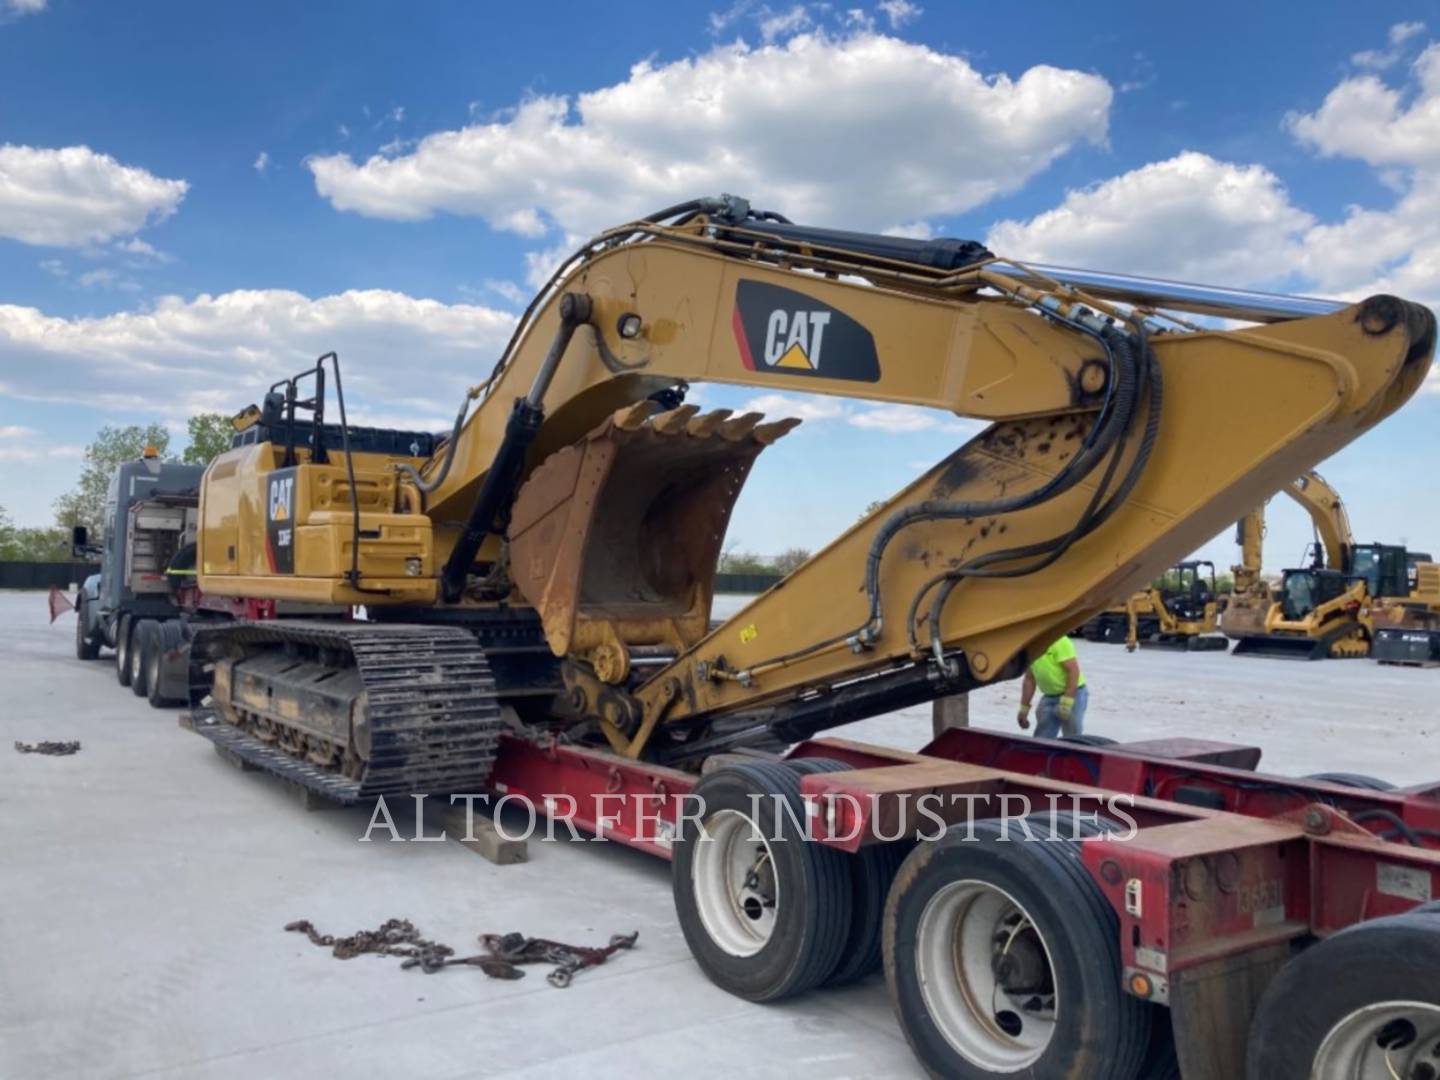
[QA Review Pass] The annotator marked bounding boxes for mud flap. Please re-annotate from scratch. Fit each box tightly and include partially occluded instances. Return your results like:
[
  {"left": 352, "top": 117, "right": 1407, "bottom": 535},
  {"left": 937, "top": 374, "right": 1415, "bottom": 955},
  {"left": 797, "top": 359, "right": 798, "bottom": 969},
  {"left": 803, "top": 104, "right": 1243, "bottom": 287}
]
[{"left": 507, "top": 402, "right": 800, "bottom": 662}]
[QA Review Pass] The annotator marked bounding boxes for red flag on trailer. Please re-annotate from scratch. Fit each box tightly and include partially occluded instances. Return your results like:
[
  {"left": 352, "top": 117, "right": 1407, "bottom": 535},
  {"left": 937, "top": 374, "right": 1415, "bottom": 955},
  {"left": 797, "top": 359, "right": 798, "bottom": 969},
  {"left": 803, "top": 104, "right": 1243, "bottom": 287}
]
[{"left": 47, "top": 585, "right": 75, "bottom": 624}]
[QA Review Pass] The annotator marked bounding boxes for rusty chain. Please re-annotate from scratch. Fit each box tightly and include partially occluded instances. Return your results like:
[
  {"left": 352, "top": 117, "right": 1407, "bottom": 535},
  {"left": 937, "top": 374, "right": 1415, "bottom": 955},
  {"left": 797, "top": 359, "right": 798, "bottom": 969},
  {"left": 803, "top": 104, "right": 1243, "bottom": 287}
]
[{"left": 285, "top": 919, "right": 638, "bottom": 988}]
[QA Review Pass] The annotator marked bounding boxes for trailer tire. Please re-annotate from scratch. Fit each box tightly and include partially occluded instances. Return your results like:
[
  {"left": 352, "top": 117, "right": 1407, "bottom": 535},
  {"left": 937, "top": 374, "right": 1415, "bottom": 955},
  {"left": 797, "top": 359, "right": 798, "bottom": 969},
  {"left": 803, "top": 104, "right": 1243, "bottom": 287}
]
[
  {"left": 115, "top": 613, "right": 134, "bottom": 686},
  {"left": 786, "top": 756, "right": 907, "bottom": 985},
  {"left": 145, "top": 621, "right": 185, "bottom": 707},
  {"left": 672, "top": 761, "right": 852, "bottom": 1003},
  {"left": 1302, "top": 771, "right": 1395, "bottom": 791},
  {"left": 1061, "top": 733, "right": 1118, "bottom": 747},
  {"left": 1245, "top": 910, "right": 1440, "bottom": 1080},
  {"left": 129, "top": 620, "right": 154, "bottom": 697},
  {"left": 885, "top": 819, "right": 1150, "bottom": 1079},
  {"left": 75, "top": 596, "right": 101, "bottom": 660}
]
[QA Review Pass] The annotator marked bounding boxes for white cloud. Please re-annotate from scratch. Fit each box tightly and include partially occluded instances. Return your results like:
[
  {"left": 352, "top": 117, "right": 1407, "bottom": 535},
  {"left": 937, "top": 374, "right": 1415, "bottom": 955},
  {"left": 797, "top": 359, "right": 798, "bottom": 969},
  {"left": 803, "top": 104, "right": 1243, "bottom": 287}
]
[
  {"left": 757, "top": 4, "right": 810, "bottom": 42},
  {"left": 1289, "top": 44, "right": 1440, "bottom": 169},
  {"left": 740, "top": 391, "right": 846, "bottom": 423},
  {"left": 0, "top": 425, "right": 36, "bottom": 438},
  {"left": 1350, "top": 21, "right": 1426, "bottom": 70},
  {"left": 877, "top": 0, "right": 922, "bottom": 29},
  {"left": 1, "top": 0, "right": 47, "bottom": 16},
  {"left": 482, "top": 279, "right": 528, "bottom": 305},
  {"left": 77, "top": 267, "right": 140, "bottom": 291},
  {"left": 253, "top": 151, "right": 270, "bottom": 173},
  {"left": 1285, "top": 40, "right": 1440, "bottom": 303},
  {"left": 986, "top": 152, "right": 1314, "bottom": 284},
  {"left": 848, "top": 403, "right": 976, "bottom": 434},
  {"left": 0, "top": 289, "right": 516, "bottom": 418},
  {"left": 308, "top": 33, "right": 1110, "bottom": 241},
  {"left": 0, "top": 145, "right": 188, "bottom": 248}
]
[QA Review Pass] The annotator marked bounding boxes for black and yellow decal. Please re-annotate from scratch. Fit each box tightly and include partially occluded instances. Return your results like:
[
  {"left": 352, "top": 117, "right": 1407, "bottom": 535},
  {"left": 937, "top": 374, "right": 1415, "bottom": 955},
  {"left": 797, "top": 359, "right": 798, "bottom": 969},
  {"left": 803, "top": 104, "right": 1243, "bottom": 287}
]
[
  {"left": 731, "top": 280, "right": 880, "bottom": 382},
  {"left": 265, "top": 468, "right": 296, "bottom": 574}
]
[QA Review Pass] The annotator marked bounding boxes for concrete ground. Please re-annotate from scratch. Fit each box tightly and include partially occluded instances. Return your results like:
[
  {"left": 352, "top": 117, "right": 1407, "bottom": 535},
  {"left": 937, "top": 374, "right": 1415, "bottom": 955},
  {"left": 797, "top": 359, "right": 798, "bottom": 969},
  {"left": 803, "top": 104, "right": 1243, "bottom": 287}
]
[{"left": 2, "top": 589, "right": 1437, "bottom": 1079}]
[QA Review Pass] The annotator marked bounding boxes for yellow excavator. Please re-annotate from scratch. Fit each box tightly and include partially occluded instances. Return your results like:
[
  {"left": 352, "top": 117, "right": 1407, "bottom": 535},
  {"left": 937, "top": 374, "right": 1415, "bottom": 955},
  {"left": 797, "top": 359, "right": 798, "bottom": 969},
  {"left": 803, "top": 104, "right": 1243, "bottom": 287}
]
[
  {"left": 181, "top": 194, "right": 1432, "bottom": 788},
  {"left": 1225, "top": 471, "right": 1426, "bottom": 659},
  {"left": 1077, "top": 559, "right": 1226, "bottom": 650}
]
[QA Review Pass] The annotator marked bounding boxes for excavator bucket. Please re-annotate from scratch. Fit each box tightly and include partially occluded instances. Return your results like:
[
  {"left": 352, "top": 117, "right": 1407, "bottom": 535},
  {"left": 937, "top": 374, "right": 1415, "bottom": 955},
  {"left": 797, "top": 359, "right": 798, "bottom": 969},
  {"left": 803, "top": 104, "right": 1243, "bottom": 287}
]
[
  {"left": 507, "top": 402, "right": 801, "bottom": 661},
  {"left": 1231, "top": 635, "right": 1335, "bottom": 660}
]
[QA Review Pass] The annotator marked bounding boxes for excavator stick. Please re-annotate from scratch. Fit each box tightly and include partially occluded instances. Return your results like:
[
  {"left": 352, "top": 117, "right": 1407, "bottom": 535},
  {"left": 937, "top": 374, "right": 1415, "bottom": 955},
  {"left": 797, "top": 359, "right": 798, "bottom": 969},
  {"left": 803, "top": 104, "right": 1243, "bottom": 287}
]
[{"left": 507, "top": 402, "right": 800, "bottom": 672}]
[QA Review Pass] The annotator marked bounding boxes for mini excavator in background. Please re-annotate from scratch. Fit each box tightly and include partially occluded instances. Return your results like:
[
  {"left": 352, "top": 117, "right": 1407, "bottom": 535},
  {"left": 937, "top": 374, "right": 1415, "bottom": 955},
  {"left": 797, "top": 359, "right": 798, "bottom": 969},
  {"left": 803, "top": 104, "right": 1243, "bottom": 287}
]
[
  {"left": 182, "top": 194, "right": 1435, "bottom": 798},
  {"left": 1076, "top": 559, "right": 1226, "bottom": 650}
]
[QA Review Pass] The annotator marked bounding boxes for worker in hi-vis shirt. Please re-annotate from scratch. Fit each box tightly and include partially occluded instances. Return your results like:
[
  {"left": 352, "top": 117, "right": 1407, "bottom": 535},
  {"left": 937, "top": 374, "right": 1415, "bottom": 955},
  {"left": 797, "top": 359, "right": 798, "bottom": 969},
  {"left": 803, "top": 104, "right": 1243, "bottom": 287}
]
[{"left": 1017, "top": 636, "right": 1088, "bottom": 738}]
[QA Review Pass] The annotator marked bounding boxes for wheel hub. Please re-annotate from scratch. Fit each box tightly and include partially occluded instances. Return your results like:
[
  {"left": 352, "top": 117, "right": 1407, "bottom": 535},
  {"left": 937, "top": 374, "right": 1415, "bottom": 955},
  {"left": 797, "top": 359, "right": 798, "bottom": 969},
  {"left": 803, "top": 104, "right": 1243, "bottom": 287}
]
[{"left": 1314, "top": 1002, "right": 1440, "bottom": 1079}]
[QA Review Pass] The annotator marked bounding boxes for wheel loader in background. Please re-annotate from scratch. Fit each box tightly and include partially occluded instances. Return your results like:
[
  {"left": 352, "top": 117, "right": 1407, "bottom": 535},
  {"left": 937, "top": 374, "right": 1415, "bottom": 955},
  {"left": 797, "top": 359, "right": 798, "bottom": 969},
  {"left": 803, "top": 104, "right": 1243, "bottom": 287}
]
[{"left": 86, "top": 195, "right": 1440, "bottom": 1079}]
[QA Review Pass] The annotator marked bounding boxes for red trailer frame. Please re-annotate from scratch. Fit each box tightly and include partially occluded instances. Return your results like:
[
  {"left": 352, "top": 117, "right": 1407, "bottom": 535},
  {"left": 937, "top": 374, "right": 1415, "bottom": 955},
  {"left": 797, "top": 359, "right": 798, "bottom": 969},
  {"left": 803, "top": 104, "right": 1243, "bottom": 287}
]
[{"left": 489, "top": 726, "right": 1440, "bottom": 1078}]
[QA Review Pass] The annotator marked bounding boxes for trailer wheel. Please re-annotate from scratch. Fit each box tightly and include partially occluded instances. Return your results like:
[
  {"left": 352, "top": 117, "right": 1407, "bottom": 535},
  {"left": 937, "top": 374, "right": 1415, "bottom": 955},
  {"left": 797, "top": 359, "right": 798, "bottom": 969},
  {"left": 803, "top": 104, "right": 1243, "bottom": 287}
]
[
  {"left": 1303, "top": 771, "right": 1395, "bottom": 791},
  {"left": 1246, "top": 909, "right": 1440, "bottom": 1080},
  {"left": 672, "top": 761, "right": 852, "bottom": 1002},
  {"left": 1061, "top": 733, "right": 1118, "bottom": 747},
  {"left": 129, "top": 620, "right": 153, "bottom": 697},
  {"left": 115, "top": 613, "right": 134, "bottom": 686},
  {"left": 885, "top": 819, "right": 1150, "bottom": 1078},
  {"left": 787, "top": 756, "right": 907, "bottom": 985},
  {"left": 145, "top": 621, "right": 184, "bottom": 707},
  {"left": 74, "top": 596, "right": 101, "bottom": 660}
]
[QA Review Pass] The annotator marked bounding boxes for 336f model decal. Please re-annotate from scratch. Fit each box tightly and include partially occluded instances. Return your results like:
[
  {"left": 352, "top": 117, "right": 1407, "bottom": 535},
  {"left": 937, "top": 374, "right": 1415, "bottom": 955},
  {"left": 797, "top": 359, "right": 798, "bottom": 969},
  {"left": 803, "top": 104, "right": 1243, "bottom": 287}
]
[
  {"left": 265, "top": 469, "right": 296, "bottom": 574},
  {"left": 731, "top": 280, "right": 880, "bottom": 382}
]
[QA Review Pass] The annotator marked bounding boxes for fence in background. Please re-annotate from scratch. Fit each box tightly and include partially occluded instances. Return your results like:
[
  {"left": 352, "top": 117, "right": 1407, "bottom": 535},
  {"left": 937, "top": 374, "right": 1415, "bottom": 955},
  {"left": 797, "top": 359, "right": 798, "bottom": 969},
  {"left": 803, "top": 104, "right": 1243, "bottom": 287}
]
[
  {"left": 715, "top": 572, "right": 781, "bottom": 593},
  {"left": 2, "top": 562, "right": 778, "bottom": 595},
  {"left": 0, "top": 562, "right": 99, "bottom": 590}
]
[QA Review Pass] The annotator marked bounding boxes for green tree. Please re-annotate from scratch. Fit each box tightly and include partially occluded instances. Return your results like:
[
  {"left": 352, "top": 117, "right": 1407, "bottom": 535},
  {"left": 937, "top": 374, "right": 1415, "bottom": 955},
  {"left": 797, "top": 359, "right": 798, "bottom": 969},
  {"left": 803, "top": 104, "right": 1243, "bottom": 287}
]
[
  {"left": 0, "top": 507, "right": 69, "bottom": 562},
  {"left": 182, "top": 412, "right": 232, "bottom": 465},
  {"left": 718, "top": 549, "right": 770, "bottom": 575},
  {"left": 859, "top": 499, "right": 886, "bottom": 520},
  {"left": 773, "top": 547, "right": 812, "bottom": 575},
  {"left": 53, "top": 423, "right": 171, "bottom": 532}
]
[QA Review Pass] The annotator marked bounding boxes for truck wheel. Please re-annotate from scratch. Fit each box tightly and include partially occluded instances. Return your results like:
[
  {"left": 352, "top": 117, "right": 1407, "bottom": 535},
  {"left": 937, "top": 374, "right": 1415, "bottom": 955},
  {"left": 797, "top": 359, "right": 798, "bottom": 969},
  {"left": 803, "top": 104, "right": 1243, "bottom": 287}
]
[
  {"left": 129, "top": 620, "right": 153, "bottom": 697},
  {"left": 1246, "top": 909, "right": 1440, "bottom": 1080},
  {"left": 672, "top": 761, "right": 852, "bottom": 1002},
  {"left": 145, "top": 621, "right": 179, "bottom": 707},
  {"left": 885, "top": 819, "right": 1150, "bottom": 1078},
  {"left": 1303, "top": 771, "right": 1395, "bottom": 791},
  {"left": 74, "top": 596, "right": 101, "bottom": 660},
  {"left": 787, "top": 756, "right": 907, "bottom": 985},
  {"left": 115, "top": 614, "right": 133, "bottom": 686}
]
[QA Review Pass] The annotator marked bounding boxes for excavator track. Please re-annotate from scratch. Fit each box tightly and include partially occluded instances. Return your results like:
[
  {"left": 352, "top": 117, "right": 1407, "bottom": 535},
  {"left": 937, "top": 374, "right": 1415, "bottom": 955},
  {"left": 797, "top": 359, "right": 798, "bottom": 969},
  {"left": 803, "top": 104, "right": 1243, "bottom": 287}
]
[{"left": 189, "top": 621, "right": 502, "bottom": 803}]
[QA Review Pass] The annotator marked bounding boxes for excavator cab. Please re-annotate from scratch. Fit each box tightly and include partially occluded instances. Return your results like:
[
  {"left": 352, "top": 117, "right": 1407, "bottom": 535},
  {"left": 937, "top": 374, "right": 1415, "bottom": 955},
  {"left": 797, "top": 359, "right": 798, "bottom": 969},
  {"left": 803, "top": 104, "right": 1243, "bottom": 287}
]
[
  {"left": 1349, "top": 543, "right": 1409, "bottom": 601},
  {"left": 1166, "top": 560, "right": 1217, "bottom": 622}
]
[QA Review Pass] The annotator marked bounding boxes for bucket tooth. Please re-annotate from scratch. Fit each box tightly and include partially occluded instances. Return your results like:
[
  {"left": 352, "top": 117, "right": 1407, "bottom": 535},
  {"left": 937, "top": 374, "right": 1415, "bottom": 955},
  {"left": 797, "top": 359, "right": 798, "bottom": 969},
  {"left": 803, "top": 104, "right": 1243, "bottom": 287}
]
[
  {"left": 614, "top": 400, "right": 662, "bottom": 431},
  {"left": 651, "top": 404, "right": 700, "bottom": 435},
  {"left": 754, "top": 417, "right": 803, "bottom": 445},
  {"left": 718, "top": 412, "right": 764, "bottom": 442},
  {"left": 686, "top": 409, "right": 734, "bottom": 438}
]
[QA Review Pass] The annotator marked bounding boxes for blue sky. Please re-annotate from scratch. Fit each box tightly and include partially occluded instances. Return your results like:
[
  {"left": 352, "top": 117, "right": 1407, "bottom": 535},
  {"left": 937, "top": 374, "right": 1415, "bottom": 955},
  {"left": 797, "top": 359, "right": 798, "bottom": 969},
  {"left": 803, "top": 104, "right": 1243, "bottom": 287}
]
[{"left": 2, "top": 0, "right": 1438, "bottom": 572}]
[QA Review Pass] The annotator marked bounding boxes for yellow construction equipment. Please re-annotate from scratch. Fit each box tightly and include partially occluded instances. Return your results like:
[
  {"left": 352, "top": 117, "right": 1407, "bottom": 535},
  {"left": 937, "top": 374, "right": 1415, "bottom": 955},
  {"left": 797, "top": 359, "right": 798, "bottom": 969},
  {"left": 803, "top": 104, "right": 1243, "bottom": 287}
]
[
  {"left": 184, "top": 194, "right": 1433, "bottom": 791},
  {"left": 1076, "top": 559, "right": 1226, "bottom": 650},
  {"left": 1225, "top": 471, "right": 1431, "bottom": 659}
]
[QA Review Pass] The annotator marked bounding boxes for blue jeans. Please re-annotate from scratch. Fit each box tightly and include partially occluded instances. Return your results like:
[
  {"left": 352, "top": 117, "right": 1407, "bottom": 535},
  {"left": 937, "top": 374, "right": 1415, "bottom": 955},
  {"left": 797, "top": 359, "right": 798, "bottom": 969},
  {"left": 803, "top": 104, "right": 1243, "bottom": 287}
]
[{"left": 1035, "top": 685, "right": 1088, "bottom": 739}]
